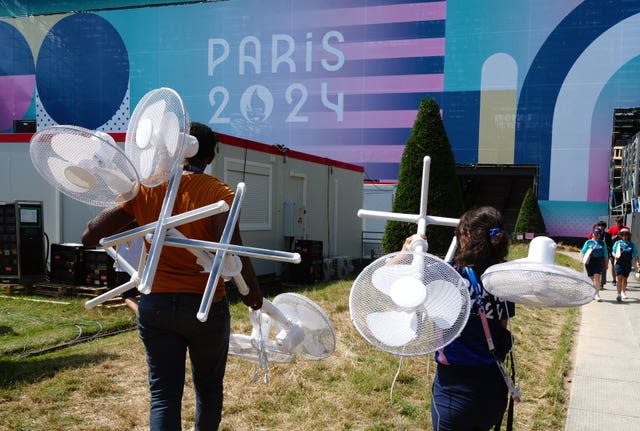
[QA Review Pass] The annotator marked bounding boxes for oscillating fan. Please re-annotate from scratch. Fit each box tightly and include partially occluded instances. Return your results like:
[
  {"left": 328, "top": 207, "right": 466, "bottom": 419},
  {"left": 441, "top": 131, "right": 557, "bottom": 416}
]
[
  {"left": 123, "top": 87, "right": 198, "bottom": 295},
  {"left": 481, "top": 236, "right": 596, "bottom": 307},
  {"left": 29, "top": 126, "right": 140, "bottom": 206},
  {"left": 229, "top": 292, "right": 336, "bottom": 365},
  {"left": 350, "top": 239, "right": 470, "bottom": 355},
  {"left": 125, "top": 87, "right": 197, "bottom": 187},
  {"left": 352, "top": 156, "right": 467, "bottom": 355}
]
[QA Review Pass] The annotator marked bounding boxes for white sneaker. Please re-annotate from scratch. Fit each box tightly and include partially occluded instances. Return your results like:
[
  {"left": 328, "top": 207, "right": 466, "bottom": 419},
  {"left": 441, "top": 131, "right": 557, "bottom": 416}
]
[
  {"left": 595, "top": 293, "right": 601, "bottom": 302},
  {"left": 621, "top": 292, "right": 628, "bottom": 300}
]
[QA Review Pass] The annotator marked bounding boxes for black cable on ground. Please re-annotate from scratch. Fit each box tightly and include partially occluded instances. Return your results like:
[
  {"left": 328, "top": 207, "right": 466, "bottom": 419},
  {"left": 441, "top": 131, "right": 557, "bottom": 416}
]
[{"left": 17, "top": 325, "right": 136, "bottom": 358}]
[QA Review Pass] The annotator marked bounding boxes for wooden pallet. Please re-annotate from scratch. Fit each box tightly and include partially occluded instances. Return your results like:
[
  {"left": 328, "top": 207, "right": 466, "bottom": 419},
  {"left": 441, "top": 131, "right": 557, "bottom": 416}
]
[
  {"left": 31, "top": 282, "right": 71, "bottom": 297},
  {"left": 72, "top": 285, "right": 110, "bottom": 297},
  {"left": 0, "top": 283, "right": 27, "bottom": 294}
]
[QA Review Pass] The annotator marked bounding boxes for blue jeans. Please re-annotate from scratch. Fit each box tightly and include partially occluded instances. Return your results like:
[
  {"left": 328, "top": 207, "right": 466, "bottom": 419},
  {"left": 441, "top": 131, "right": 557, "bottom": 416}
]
[
  {"left": 431, "top": 363, "right": 508, "bottom": 431},
  {"left": 137, "top": 293, "right": 230, "bottom": 431}
]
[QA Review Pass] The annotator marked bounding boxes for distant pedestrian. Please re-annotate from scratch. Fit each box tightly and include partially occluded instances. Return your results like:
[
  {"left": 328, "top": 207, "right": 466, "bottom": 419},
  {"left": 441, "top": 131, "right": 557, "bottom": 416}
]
[
  {"left": 612, "top": 227, "right": 639, "bottom": 302},
  {"left": 581, "top": 226, "right": 608, "bottom": 302},
  {"left": 608, "top": 216, "right": 629, "bottom": 287},
  {"left": 588, "top": 221, "right": 613, "bottom": 288}
]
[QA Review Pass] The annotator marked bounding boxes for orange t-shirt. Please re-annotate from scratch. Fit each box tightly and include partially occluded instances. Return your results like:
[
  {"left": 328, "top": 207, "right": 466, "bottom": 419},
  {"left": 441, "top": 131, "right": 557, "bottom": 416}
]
[{"left": 121, "top": 172, "right": 235, "bottom": 297}]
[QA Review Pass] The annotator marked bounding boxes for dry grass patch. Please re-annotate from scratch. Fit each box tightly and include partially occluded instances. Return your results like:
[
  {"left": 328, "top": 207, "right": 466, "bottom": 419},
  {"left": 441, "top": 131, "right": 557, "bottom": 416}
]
[{"left": 0, "top": 247, "right": 581, "bottom": 430}]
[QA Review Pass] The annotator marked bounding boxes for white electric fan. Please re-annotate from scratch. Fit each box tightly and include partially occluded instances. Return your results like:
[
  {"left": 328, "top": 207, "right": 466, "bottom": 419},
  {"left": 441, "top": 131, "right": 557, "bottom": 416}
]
[
  {"left": 481, "top": 236, "right": 596, "bottom": 307},
  {"left": 350, "top": 240, "right": 470, "bottom": 355},
  {"left": 29, "top": 126, "right": 140, "bottom": 206},
  {"left": 229, "top": 293, "right": 336, "bottom": 366},
  {"left": 352, "top": 156, "right": 469, "bottom": 355},
  {"left": 122, "top": 87, "right": 199, "bottom": 295}
]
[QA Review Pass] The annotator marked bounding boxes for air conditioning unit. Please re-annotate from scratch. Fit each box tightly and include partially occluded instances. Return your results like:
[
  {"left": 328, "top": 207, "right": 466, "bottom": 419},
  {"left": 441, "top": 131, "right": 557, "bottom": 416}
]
[
  {"left": 335, "top": 256, "right": 353, "bottom": 279},
  {"left": 322, "top": 258, "right": 336, "bottom": 281}
]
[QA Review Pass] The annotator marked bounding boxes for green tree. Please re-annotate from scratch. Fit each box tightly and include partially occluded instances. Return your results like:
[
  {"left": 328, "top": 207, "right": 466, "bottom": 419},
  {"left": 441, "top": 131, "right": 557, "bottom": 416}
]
[
  {"left": 381, "top": 98, "right": 464, "bottom": 256},
  {"left": 514, "top": 187, "right": 546, "bottom": 235}
]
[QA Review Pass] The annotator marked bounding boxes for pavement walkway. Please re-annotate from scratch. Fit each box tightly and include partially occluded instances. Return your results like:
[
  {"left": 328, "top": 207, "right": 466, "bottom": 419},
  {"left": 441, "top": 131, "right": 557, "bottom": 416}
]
[{"left": 564, "top": 255, "right": 640, "bottom": 430}]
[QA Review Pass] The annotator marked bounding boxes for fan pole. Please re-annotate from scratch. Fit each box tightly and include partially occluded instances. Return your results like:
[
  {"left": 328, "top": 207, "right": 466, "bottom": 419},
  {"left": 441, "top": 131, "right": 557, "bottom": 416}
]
[
  {"left": 197, "top": 183, "right": 247, "bottom": 322},
  {"left": 418, "top": 156, "right": 430, "bottom": 237},
  {"left": 99, "top": 201, "right": 230, "bottom": 248},
  {"left": 358, "top": 156, "right": 459, "bottom": 241},
  {"left": 138, "top": 169, "right": 183, "bottom": 294}
]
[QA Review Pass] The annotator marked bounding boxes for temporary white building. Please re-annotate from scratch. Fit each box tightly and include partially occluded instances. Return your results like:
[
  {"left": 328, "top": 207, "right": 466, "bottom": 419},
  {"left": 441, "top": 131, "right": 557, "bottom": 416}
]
[{"left": 0, "top": 132, "right": 364, "bottom": 279}]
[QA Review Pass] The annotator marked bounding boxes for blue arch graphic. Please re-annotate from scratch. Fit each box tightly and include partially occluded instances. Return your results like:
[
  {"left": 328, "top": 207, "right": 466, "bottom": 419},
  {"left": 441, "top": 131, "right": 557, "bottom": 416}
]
[
  {"left": 515, "top": 0, "right": 640, "bottom": 200},
  {"left": 36, "top": 13, "right": 129, "bottom": 129}
]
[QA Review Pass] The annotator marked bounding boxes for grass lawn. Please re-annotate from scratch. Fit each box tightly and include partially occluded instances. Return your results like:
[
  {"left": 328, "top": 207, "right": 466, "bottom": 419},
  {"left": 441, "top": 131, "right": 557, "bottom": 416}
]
[{"left": 0, "top": 244, "right": 582, "bottom": 430}]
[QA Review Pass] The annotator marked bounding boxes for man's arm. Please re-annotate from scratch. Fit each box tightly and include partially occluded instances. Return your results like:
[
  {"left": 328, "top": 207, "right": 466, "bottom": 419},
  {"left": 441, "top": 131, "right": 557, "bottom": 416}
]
[{"left": 82, "top": 206, "right": 136, "bottom": 247}]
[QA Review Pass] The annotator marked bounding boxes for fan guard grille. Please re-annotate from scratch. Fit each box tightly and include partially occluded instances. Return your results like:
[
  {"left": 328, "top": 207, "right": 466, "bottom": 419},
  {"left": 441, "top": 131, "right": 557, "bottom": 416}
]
[
  {"left": 273, "top": 292, "right": 336, "bottom": 360},
  {"left": 29, "top": 125, "right": 139, "bottom": 207},
  {"left": 350, "top": 251, "right": 470, "bottom": 356},
  {"left": 481, "top": 261, "right": 596, "bottom": 307},
  {"left": 125, "top": 87, "right": 190, "bottom": 187}
]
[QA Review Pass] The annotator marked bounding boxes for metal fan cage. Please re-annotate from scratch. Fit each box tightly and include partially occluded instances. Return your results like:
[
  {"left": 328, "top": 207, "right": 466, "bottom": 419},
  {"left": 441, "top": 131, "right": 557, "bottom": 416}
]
[
  {"left": 29, "top": 125, "right": 139, "bottom": 207},
  {"left": 350, "top": 251, "right": 471, "bottom": 356},
  {"left": 481, "top": 261, "right": 596, "bottom": 307},
  {"left": 273, "top": 292, "right": 336, "bottom": 360}
]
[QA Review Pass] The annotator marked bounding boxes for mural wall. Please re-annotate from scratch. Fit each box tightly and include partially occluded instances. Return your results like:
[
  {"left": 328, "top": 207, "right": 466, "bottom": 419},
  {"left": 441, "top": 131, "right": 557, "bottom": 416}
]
[{"left": 2, "top": 0, "right": 640, "bottom": 237}]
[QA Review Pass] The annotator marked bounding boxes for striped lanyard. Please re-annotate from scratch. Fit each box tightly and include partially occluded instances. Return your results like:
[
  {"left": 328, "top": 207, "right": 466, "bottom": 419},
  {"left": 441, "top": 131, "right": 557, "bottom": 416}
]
[
  {"left": 465, "top": 267, "right": 522, "bottom": 403},
  {"left": 465, "top": 267, "right": 497, "bottom": 353}
]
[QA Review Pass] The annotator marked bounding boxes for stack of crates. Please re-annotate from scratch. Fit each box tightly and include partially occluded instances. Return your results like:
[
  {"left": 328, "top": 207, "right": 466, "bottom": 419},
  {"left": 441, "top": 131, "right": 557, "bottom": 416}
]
[
  {"left": 0, "top": 201, "right": 45, "bottom": 284},
  {"left": 0, "top": 203, "right": 18, "bottom": 282},
  {"left": 49, "top": 244, "right": 116, "bottom": 287},
  {"left": 83, "top": 249, "right": 116, "bottom": 288},
  {"left": 50, "top": 243, "right": 85, "bottom": 285}
]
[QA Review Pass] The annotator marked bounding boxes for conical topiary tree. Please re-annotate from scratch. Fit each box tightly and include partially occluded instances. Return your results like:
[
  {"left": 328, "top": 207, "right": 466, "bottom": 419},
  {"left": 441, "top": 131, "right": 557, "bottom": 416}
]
[
  {"left": 514, "top": 187, "right": 546, "bottom": 236},
  {"left": 381, "top": 98, "right": 464, "bottom": 256}
]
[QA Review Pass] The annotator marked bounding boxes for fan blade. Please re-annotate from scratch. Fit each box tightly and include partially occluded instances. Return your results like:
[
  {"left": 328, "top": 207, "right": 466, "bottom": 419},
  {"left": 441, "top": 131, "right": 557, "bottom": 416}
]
[
  {"left": 51, "top": 133, "right": 102, "bottom": 163},
  {"left": 389, "top": 276, "right": 427, "bottom": 308},
  {"left": 371, "top": 263, "right": 413, "bottom": 296},
  {"left": 366, "top": 311, "right": 417, "bottom": 347},
  {"left": 160, "top": 111, "right": 180, "bottom": 157},
  {"left": 138, "top": 147, "right": 156, "bottom": 179},
  {"left": 135, "top": 117, "right": 154, "bottom": 150},
  {"left": 47, "top": 157, "right": 92, "bottom": 193},
  {"left": 136, "top": 98, "right": 167, "bottom": 150},
  {"left": 64, "top": 165, "right": 97, "bottom": 190},
  {"left": 276, "top": 303, "right": 325, "bottom": 331},
  {"left": 96, "top": 167, "right": 136, "bottom": 195},
  {"left": 423, "top": 279, "right": 463, "bottom": 329}
]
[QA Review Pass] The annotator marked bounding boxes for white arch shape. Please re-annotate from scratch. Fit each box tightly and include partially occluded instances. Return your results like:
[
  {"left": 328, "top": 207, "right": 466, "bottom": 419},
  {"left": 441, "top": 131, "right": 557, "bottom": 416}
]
[{"left": 549, "top": 13, "right": 640, "bottom": 201}]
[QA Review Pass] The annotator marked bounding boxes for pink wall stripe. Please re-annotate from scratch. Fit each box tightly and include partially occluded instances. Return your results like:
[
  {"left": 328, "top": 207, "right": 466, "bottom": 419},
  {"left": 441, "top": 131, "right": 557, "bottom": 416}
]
[
  {"left": 306, "top": 144, "right": 405, "bottom": 163},
  {"left": 338, "top": 38, "right": 445, "bottom": 60},
  {"left": 299, "top": 2, "right": 446, "bottom": 26},
  {"left": 0, "top": 74, "right": 36, "bottom": 130},
  {"left": 293, "top": 110, "right": 418, "bottom": 129},
  {"left": 304, "top": 74, "right": 444, "bottom": 95}
]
